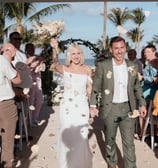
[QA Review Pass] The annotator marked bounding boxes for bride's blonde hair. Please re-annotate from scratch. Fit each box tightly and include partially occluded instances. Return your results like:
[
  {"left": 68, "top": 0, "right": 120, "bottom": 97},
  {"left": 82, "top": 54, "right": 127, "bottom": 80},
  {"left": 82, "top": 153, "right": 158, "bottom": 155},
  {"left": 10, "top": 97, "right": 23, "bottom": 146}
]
[{"left": 65, "top": 43, "right": 84, "bottom": 66}]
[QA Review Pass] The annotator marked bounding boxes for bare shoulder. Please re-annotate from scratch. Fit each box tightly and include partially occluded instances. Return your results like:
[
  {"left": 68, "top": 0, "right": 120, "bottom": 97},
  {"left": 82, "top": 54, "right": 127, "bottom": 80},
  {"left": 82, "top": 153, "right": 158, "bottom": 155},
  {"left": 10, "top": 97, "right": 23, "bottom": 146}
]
[{"left": 82, "top": 64, "right": 92, "bottom": 75}]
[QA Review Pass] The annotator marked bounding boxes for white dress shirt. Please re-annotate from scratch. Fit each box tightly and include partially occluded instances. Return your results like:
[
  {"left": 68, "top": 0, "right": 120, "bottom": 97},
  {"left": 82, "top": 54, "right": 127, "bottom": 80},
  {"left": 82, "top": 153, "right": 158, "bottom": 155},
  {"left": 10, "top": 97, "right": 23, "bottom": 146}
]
[
  {"left": 112, "top": 59, "right": 128, "bottom": 103},
  {"left": 12, "top": 49, "right": 27, "bottom": 66},
  {"left": 0, "top": 55, "right": 17, "bottom": 101}
]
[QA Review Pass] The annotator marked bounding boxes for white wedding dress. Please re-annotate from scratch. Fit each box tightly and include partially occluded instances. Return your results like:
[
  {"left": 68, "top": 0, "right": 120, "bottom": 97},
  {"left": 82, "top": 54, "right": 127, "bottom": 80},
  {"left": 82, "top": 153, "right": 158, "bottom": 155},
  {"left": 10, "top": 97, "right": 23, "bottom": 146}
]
[{"left": 57, "top": 70, "right": 93, "bottom": 168}]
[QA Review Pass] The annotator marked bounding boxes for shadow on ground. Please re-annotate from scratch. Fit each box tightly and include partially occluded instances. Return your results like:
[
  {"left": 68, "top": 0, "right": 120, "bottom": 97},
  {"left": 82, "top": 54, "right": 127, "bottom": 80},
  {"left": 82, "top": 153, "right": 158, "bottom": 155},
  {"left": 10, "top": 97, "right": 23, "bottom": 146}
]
[{"left": 14, "top": 101, "right": 54, "bottom": 168}]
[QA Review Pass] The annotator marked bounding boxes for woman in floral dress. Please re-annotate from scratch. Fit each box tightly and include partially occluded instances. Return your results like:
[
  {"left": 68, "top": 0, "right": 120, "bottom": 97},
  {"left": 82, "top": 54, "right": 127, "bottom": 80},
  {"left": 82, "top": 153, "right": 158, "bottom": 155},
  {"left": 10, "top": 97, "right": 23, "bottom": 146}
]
[{"left": 50, "top": 39, "right": 93, "bottom": 168}]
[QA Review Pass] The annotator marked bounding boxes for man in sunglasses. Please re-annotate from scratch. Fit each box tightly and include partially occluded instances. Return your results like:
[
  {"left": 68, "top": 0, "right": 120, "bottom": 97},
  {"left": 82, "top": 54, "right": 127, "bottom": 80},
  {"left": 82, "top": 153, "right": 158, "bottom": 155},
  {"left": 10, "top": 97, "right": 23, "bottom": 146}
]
[{"left": 9, "top": 32, "right": 27, "bottom": 66}]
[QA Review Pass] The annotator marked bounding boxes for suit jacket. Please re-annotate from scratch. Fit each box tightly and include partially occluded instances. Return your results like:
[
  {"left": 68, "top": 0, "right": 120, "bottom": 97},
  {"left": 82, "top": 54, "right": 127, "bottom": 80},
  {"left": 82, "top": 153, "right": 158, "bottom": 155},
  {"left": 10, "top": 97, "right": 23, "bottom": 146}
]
[{"left": 90, "top": 58, "right": 146, "bottom": 119}]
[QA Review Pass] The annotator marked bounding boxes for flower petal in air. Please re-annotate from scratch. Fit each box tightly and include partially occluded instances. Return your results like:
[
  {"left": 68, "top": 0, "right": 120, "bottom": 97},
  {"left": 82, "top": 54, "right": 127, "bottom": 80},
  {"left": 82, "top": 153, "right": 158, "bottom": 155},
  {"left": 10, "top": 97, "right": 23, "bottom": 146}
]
[
  {"left": 104, "top": 89, "right": 110, "bottom": 95},
  {"left": 106, "top": 70, "right": 112, "bottom": 79}
]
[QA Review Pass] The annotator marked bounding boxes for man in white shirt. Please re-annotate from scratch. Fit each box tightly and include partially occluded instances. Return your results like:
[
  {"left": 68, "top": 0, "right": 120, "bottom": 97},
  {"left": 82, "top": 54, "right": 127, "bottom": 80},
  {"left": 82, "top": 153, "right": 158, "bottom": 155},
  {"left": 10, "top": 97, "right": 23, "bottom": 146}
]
[
  {"left": 0, "top": 42, "right": 21, "bottom": 167},
  {"left": 90, "top": 36, "right": 147, "bottom": 168}
]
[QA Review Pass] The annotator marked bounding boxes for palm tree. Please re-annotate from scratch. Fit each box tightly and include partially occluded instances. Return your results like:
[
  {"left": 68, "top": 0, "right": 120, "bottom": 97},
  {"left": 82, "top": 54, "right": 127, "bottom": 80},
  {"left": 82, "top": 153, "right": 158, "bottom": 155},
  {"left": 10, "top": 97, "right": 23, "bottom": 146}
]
[
  {"left": 107, "top": 7, "right": 131, "bottom": 35},
  {"left": 4, "top": 2, "right": 70, "bottom": 34},
  {"left": 127, "top": 28, "right": 144, "bottom": 49},
  {"left": 129, "top": 8, "right": 145, "bottom": 55},
  {"left": 152, "top": 34, "right": 158, "bottom": 45}
]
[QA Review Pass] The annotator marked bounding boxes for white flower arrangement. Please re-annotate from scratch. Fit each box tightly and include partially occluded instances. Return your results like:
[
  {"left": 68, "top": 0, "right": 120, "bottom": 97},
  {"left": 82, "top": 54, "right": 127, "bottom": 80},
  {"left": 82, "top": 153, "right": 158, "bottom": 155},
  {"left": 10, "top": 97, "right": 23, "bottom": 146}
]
[
  {"left": 51, "top": 85, "right": 64, "bottom": 106},
  {"left": 33, "top": 19, "right": 64, "bottom": 40},
  {"left": 128, "top": 66, "right": 137, "bottom": 76}
]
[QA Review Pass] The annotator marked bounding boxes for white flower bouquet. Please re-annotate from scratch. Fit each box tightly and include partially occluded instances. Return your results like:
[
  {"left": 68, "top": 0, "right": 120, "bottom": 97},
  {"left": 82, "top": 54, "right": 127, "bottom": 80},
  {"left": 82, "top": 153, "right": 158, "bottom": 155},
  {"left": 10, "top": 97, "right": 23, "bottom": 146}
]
[
  {"left": 33, "top": 19, "right": 65, "bottom": 40},
  {"left": 51, "top": 85, "right": 63, "bottom": 106}
]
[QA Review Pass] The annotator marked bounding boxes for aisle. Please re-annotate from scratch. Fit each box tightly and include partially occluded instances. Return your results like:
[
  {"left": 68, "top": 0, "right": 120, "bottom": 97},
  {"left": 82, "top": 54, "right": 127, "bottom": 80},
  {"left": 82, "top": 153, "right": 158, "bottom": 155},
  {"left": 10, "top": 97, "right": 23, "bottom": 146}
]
[{"left": 15, "top": 103, "right": 158, "bottom": 168}]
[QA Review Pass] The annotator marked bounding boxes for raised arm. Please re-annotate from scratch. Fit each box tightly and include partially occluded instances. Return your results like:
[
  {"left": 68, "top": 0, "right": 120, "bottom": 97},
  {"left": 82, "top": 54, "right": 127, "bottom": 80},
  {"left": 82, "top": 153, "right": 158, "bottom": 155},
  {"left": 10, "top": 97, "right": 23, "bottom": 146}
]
[{"left": 50, "top": 38, "right": 63, "bottom": 74}]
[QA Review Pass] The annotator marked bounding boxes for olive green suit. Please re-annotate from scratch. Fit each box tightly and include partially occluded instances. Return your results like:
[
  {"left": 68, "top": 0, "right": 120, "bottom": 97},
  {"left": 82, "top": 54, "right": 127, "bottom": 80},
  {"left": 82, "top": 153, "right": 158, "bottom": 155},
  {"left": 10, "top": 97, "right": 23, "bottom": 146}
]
[{"left": 90, "top": 58, "right": 146, "bottom": 168}]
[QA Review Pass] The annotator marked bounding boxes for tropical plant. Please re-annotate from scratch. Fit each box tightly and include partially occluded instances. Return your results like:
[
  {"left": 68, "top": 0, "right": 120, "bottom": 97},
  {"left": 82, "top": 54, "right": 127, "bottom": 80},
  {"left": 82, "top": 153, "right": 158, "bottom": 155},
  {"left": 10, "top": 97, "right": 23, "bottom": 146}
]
[
  {"left": 129, "top": 8, "right": 145, "bottom": 55},
  {"left": 153, "top": 34, "right": 158, "bottom": 45},
  {"left": 127, "top": 28, "right": 144, "bottom": 49},
  {"left": 3, "top": 2, "right": 70, "bottom": 38},
  {"left": 107, "top": 7, "right": 131, "bottom": 35}
]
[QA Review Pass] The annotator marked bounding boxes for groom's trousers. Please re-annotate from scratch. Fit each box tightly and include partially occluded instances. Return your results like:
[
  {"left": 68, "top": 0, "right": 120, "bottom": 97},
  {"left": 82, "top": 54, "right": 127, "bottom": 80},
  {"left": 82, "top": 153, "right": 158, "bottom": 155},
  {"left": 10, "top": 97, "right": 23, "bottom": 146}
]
[{"left": 103, "top": 101, "right": 137, "bottom": 168}]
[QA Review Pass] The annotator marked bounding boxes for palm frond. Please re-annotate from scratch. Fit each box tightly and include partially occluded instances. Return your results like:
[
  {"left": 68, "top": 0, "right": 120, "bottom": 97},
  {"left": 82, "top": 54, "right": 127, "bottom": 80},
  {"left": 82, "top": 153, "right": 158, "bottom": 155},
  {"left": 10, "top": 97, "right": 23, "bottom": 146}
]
[{"left": 27, "top": 4, "right": 70, "bottom": 22}]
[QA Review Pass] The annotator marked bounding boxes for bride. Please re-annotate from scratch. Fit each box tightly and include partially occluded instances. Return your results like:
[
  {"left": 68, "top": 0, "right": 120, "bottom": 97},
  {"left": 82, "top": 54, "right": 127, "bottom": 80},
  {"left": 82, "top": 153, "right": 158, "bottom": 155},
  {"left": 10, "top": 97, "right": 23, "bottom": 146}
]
[{"left": 50, "top": 38, "right": 93, "bottom": 168}]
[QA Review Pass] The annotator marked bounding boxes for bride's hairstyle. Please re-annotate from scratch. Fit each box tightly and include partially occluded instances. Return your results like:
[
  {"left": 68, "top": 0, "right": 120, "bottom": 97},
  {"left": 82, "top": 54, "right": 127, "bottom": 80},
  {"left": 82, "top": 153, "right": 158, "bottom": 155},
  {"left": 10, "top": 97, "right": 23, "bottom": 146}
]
[{"left": 65, "top": 43, "right": 84, "bottom": 66}]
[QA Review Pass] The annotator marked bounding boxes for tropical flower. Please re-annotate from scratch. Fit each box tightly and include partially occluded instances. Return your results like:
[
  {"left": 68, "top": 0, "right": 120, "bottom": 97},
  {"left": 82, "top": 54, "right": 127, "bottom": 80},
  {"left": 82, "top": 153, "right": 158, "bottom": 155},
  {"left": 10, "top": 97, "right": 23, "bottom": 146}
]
[
  {"left": 128, "top": 66, "right": 137, "bottom": 76},
  {"left": 106, "top": 70, "right": 112, "bottom": 79},
  {"left": 33, "top": 19, "right": 64, "bottom": 40}
]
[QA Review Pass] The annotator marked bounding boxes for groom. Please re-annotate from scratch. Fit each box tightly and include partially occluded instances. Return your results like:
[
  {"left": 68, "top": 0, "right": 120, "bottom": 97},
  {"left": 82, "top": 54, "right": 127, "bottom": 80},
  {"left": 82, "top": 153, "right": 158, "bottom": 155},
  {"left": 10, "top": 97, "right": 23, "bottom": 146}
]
[{"left": 90, "top": 36, "right": 147, "bottom": 168}]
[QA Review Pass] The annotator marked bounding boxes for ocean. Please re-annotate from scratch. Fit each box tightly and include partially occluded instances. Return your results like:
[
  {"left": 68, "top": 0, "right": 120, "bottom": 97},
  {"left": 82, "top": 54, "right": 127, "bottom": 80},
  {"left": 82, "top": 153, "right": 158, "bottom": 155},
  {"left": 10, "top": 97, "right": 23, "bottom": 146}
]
[{"left": 59, "top": 58, "right": 95, "bottom": 67}]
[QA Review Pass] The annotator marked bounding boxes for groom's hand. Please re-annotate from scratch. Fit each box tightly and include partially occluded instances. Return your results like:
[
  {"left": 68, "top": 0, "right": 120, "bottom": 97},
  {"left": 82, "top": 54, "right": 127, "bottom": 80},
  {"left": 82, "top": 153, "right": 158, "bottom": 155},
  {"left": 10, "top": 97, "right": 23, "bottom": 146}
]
[
  {"left": 139, "top": 105, "right": 147, "bottom": 118},
  {"left": 90, "top": 107, "right": 99, "bottom": 118}
]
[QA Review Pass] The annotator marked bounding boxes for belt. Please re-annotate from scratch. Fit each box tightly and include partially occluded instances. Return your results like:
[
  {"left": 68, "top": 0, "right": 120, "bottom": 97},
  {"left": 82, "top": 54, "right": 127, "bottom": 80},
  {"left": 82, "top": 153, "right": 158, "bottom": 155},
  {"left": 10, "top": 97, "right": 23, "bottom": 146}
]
[{"left": 112, "top": 101, "right": 129, "bottom": 104}]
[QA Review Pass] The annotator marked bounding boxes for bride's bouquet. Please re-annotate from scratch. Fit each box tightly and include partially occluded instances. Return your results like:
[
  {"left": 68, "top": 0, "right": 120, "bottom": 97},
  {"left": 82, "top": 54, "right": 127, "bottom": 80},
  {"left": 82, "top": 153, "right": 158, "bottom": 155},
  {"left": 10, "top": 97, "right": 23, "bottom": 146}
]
[
  {"left": 33, "top": 19, "right": 65, "bottom": 40},
  {"left": 51, "top": 85, "right": 63, "bottom": 106}
]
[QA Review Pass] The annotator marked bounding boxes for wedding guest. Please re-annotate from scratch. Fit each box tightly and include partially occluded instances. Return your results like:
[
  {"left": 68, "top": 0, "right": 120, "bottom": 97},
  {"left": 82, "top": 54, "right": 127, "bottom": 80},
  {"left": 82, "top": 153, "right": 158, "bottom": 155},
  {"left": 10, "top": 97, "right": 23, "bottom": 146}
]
[
  {"left": 140, "top": 44, "right": 158, "bottom": 136},
  {"left": 25, "top": 43, "right": 45, "bottom": 127},
  {"left": 127, "top": 49, "right": 143, "bottom": 77},
  {"left": 9, "top": 31, "right": 33, "bottom": 94},
  {"left": 141, "top": 44, "right": 158, "bottom": 100},
  {"left": 90, "top": 36, "right": 147, "bottom": 168},
  {"left": 127, "top": 49, "right": 144, "bottom": 138},
  {"left": 0, "top": 42, "right": 21, "bottom": 168},
  {"left": 50, "top": 39, "right": 93, "bottom": 168},
  {"left": 9, "top": 32, "right": 27, "bottom": 66}
]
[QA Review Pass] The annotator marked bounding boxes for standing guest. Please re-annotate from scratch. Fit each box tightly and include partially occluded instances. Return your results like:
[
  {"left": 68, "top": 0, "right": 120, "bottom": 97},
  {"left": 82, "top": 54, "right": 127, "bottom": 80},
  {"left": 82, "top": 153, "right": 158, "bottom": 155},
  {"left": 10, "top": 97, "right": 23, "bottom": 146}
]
[
  {"left": 9, "top": 32, "right": 27, "bottom": 66},
  {"left": 141, "top": 44, "right": 158, "bottom": 100},
  {"left": 0, "top": 43, "right": 21, "bottom": 168},
  {"left": 127, "top": 49, "right": 143, "bottom": 79},
  {"left": 9, "top": 31, "right": 33, "bottom": 92},
  {"left": 50, "top": 39, "right": 93, "bottom": 168},
  {"left": 140, "top": 44, "right": 158, "bottom": 136},
  {"left": 25, "top": 43, "right": 45, "bottom": 127},
  {"left": 90, "top": 36, "right": 147, "bottom": 168},
  {"left": 127, "top": 49, "right": 144, "bottom": 138}
]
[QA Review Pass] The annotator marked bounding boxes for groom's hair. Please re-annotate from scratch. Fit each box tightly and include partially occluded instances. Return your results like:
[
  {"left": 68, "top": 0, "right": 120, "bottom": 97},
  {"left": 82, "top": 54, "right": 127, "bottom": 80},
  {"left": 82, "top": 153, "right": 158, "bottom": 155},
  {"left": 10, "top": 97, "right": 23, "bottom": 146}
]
[{"left": 110, "top": 36, "right": 125, "bottom": 47}]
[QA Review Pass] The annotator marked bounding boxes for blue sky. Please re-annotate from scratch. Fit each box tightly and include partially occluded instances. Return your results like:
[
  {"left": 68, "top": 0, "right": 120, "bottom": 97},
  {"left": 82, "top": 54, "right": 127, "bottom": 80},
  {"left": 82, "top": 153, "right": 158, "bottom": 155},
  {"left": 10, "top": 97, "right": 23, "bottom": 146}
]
[
  {"left": 32, "top": 2, "right": 158, "bottom": 58},
  {"left": 5, "top": 2, "right": 158, "bottom": 58}
]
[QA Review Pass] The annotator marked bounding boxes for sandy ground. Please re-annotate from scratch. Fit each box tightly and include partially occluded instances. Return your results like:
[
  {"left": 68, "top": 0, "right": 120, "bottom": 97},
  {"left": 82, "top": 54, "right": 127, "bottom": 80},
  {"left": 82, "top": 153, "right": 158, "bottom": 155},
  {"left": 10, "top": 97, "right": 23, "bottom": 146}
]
[{"left": 15, "top": 102, "right": 158, "bottom": 168}]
